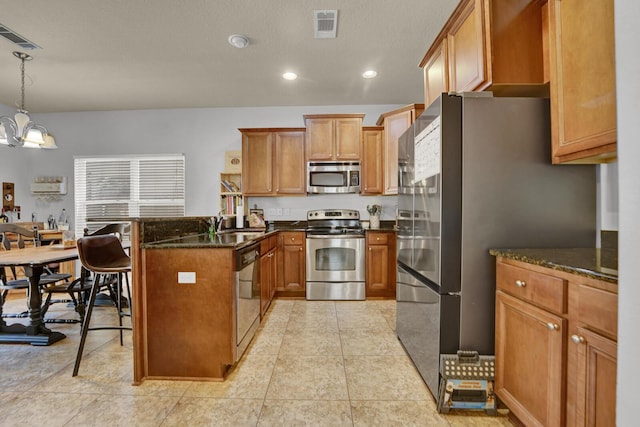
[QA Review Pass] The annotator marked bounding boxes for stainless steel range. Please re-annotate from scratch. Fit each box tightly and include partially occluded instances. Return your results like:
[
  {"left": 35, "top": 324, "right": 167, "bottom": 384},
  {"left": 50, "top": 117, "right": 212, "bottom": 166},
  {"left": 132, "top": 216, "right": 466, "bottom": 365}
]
[{"left": 305, "top": 209, "right": 365, "bottom": 300}]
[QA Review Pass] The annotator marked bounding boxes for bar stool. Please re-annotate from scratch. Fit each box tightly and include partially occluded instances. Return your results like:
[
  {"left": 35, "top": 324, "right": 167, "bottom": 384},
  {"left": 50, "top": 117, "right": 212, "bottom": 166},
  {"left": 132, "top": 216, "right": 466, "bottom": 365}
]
[
  {"left": 73, "top": 234, "right": 132, "bottom": 376},
  {"left": 41, "top": 223, "right": 129, "bottom": 323}
]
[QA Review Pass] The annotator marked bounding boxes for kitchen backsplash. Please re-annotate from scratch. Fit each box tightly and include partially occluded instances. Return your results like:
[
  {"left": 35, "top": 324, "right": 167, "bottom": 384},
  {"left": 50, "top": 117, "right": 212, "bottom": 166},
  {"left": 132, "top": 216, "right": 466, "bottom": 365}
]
[{"left": 248, "top": 194, "right": 398, "bottom": 222}]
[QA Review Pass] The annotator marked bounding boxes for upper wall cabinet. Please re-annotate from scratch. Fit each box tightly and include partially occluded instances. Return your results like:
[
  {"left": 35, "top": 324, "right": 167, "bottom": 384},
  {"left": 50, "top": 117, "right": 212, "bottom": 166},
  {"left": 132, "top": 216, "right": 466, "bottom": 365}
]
[
  {"left": 547, "top": 0, "right": 617, "bottom": 164},
  {"left": 241, "top": 128, "right": 306, "bottom": 196},
  {"left": 420, "top": 0, "right": 546, "bottom": 104},
  {"left": 304, "top": 114, "right": 364, "bottom": 161},
  {"left": 423, "top": 39, "right": 449, "bottom": 109},
  {"left": 376, "top": 104, "right": 424, "bottom": 195},
  {"left": 361, "top": 126, "right": 384, "bottom": 195}
]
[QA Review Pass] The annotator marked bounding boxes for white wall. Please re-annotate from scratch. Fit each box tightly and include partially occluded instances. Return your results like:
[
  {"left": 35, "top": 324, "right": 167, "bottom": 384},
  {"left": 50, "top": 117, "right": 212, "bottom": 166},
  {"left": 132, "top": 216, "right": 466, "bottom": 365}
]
[
  {"left": 615, "top": 0, "right": 639, "bottom": 424},
  {"left": 0, "top": 103, "right": 402, "bottom": 226}
]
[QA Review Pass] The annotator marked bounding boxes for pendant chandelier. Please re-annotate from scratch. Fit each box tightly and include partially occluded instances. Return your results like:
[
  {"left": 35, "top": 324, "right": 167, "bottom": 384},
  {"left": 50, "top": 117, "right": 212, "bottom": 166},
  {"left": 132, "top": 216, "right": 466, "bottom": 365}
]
[{"left": 0, "top": 51, "right": 57, "bottom": 149}]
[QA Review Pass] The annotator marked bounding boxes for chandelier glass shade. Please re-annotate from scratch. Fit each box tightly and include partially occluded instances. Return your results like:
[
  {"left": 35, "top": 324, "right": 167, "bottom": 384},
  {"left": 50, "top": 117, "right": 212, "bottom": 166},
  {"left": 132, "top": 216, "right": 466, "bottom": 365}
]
[{"left": 0, "top": 51, "right": 57, "bottom": 149}]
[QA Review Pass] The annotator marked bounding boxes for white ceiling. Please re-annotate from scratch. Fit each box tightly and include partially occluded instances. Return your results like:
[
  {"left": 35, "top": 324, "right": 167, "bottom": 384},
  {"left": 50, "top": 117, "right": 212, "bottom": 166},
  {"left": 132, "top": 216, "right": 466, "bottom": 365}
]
[{"left": 0, "top": 0, "right": 458, "bottom": 113}]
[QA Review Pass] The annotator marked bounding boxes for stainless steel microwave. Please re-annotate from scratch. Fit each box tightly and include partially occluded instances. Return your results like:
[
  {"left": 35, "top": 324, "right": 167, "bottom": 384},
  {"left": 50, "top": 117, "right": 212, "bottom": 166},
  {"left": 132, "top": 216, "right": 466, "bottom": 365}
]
[{"left": 307, "top": 161, "right": 360, "bottom": 194}]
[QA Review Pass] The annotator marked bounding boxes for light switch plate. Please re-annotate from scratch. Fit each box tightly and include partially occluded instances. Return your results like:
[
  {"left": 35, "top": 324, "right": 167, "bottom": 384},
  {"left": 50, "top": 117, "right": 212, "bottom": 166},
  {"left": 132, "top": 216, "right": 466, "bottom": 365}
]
[{"left": 178, "top": 272, "right": 196, "bottom": 284}]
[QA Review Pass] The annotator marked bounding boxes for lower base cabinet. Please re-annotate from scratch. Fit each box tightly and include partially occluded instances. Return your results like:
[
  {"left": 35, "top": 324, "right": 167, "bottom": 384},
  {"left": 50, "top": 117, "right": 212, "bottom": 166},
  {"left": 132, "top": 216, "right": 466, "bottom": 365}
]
[
  {"left": 494, "top": 257, "right": 617, "bottom": 427},
  {"left": 365, "top": 231, "right": 396, "bottom": 297},
  {"left": 495, "top": 290, "right": 564, "bottom": 427},
  {"left": 260, "top": 235, "right": 277, "bottom": 317},
  {"left": 277, "top": 231, "right": 305, "bottom": 294}
]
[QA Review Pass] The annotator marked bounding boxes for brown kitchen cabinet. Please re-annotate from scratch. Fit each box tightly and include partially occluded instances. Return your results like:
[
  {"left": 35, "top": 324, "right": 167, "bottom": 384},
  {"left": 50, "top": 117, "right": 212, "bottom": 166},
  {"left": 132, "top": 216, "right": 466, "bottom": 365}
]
[
  {"left": 423, "top": 39, "right": 448, "bottom": 109},
  {"left": 277, "top": 231, "right": 305, "bottom": 294},
  {"left": 260, "top": 234, "right": 277, "bottom": 317},
  {"left": 495, "top": 257, "right": 618, "bottom": 427},
  {"left": 547, "top": 0, "right": 617, "bottom": 163},
  {"left": 420, "top": 0, "right": 546, "bottom": 101},
  {"left": 241, "top": 128, "right": 306, "bottom": 196},
  {"left": 304, "top": 114, "right": 364, "bottom": 161},
  {"left": 565, "top": 281, "right": 618, "bottom": 427},
  {"left": 360, "top": 126, "right": 384, "bottom": 195},
  {"left": 376, "top": 104, "right": 424, "bottom": 195},
  {"left": 365, "top": 231, "right": 396, "bottom": 298},
  {"left": 496, "top": 290, "right": 565, "bottom": 427}
]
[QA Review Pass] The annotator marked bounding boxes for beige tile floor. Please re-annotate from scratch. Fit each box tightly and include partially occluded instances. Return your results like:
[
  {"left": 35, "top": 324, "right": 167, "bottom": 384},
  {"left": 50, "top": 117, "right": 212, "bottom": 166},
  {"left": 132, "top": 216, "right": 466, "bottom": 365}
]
[{"left": 0, "top": 293, "right": 513, "bottom": 426}]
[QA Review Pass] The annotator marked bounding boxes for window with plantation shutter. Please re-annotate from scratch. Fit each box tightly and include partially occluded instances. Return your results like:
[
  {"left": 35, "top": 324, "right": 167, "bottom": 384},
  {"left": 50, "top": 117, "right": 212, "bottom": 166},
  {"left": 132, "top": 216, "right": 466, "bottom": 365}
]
[{"left": 74, "top": 154, "right": 185, "bottom": 239}]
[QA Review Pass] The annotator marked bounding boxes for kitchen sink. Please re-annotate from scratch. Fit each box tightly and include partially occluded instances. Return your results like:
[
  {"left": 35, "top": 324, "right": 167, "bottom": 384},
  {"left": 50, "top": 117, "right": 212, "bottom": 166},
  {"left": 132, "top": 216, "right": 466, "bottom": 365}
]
[{"left": 217, "top": 230, "right": 265, "bottom": 243}]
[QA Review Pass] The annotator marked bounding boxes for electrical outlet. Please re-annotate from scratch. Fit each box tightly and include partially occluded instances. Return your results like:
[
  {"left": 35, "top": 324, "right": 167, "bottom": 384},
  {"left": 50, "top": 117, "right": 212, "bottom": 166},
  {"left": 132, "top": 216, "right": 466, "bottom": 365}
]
[
  {"left": 178, "top": 272, "right": 196, "bottom": 284},
  {"left": 276, "top": 208, "right": 283, "bottom": 216},
  {"left": 283, "top": 208, "right": 290, "bottom": 216},
  {"left": 267, "top": 208, "right": 276, "bottom": 216}
]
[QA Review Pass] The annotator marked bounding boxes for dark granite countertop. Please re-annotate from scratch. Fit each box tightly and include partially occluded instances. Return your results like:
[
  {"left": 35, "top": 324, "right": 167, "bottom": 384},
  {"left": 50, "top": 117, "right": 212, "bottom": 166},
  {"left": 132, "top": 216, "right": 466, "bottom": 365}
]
[
  {"left": 489, "top": 248, "right": 618, "bottom": 284},
  {"left": 141, "top": 230, "right": 276, "bottom": 249}
]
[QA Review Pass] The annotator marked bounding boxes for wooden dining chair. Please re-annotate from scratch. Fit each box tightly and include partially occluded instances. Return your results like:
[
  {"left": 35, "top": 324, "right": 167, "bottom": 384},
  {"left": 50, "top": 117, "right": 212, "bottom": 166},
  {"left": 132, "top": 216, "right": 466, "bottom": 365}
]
[{"left": 0, "top": 224, "right": 72, "bottom": 319}]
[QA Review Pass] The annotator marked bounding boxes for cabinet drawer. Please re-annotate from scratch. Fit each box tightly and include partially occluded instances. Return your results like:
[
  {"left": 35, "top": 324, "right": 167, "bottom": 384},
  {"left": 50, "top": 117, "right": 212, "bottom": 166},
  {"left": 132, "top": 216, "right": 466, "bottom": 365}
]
[
  {"left": 571, "top": 283, "right": 617, "bottom": 338},
  {"left": 496, "top": 262, "right": 567, "bottom": 314},
  {"left": 281, "top": 232, "right": 304, "bottom": 246},
  {"left": 367, "top": 232, "right": 389, "bottom": 245}
]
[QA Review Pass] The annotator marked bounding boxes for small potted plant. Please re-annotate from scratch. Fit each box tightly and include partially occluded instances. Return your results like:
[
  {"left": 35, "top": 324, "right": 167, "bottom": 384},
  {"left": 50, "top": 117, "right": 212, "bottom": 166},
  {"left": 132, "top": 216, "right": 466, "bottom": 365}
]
[{"left": 367, "top": 204, "right": 382, "bottom": 229}]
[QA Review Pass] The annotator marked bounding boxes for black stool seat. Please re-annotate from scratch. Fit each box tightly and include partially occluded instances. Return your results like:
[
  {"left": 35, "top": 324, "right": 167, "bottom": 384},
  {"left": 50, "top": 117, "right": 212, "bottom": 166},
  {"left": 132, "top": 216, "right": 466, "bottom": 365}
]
[{"left": 73, "top": 234, "right": 132, "bottom": 376}]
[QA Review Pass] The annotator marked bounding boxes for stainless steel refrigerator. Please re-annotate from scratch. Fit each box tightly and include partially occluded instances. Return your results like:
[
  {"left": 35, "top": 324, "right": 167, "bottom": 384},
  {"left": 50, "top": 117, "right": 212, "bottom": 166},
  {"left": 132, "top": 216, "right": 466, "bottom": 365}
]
[{"left": 396, "top": 93, "right": 596, "bottom": 397}]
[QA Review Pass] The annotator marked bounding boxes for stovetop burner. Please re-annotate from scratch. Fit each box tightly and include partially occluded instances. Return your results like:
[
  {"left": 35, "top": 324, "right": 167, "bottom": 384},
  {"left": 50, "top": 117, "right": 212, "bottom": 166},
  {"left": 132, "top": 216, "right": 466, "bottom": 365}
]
[{"left": 306, "top": 209, "right": 363, "bottom": 236}]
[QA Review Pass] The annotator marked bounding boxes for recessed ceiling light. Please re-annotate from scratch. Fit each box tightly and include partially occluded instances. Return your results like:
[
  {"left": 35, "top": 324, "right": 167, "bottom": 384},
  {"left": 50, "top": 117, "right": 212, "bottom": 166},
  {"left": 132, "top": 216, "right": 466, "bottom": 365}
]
[
  {"left": 282, "top": 72, "right": 298, "bottom": 81},
  {"left": 228, "top": 34, "right": 249, "bottom": 48},
  {"left": 362, "top": 70, "right": 377, "bottom": 79}
]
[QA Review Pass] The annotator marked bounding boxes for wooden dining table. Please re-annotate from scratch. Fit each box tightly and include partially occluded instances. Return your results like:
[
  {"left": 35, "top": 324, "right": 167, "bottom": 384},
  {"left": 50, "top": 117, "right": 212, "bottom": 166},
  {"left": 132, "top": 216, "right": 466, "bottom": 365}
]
[{"left": 0, "top": 244, "right": 79, "bottom": 345}]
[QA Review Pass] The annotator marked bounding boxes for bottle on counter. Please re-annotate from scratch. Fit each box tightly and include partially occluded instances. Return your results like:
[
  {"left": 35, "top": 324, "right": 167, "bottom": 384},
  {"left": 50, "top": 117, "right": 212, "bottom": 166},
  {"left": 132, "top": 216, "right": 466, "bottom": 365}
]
[
  {"left": 0, "top": 209, "right": 8, "bottom": 223},
  {"left": 47, "top": 214, "right": 56, "bottom": 230},
  {"left": 58, "top": 209, "right": 69, "bottom": 230}
]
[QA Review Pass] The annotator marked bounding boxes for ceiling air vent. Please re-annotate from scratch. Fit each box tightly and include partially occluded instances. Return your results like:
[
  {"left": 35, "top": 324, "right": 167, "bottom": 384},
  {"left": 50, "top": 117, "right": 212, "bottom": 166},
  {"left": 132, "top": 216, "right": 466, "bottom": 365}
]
[
  {"left": 314, "top": 10, "right": 338, "bottom": 39},
  {"left": 0, "top": 23, "right": 41, "bottom": 50}
]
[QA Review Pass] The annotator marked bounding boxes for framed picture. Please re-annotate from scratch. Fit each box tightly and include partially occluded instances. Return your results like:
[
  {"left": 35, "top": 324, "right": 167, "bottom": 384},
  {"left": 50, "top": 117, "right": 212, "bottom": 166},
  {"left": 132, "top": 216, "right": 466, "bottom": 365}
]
[{"left": 224, "top": 151, "right": 242, "bottom": 173}]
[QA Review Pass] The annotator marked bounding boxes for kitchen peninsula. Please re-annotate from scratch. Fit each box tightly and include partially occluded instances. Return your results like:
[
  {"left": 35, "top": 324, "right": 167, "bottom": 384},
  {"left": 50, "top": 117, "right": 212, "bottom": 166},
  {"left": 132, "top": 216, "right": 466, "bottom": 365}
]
[{"left": 104, "top": 217, "right": 271, "bottom": 383}]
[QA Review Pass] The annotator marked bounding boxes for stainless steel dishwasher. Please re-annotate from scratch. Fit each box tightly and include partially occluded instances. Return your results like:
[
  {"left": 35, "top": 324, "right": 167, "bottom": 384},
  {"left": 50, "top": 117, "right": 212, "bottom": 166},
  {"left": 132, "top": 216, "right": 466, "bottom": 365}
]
[{"left": 235, "top": 241, "right": 260, "bottom": 361}]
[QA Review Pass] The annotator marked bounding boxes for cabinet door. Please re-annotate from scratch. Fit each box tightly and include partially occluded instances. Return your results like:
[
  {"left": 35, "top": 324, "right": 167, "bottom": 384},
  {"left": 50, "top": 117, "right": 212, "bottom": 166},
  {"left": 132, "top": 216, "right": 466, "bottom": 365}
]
[
  {"left": 274, "top": 131, "right": 306, "bottom": 194},
  {"left": 365, "top": 232, "right": 396, "bottom": 297},
  {"left": 260, "top": 253, "right": 270, "bottom": 317},
  {"left": 569, "top": 327, "right": 617, "bottom": 427},
  {"left": 242, "top": 132, "right": 274, "bottom": 195},
  {"left": 447, "top": 0, "right": 487, "bottom": 92},
  {"left": 423, "top": 38, "right": 448, "bottom": 108},
  {"left": 361, "top": 128, "right": 383, "bottom": 195},
  {"left": 334, "top": 118, "right": 361, "bottom": 160},
  {"left": 268, "top": 249, "right": 277, "bottom": 300},
  {"left": 495, "top": 291, "right": 565, "bottom": 427},
  {"left": 306, "top": 118, "right": 334, "bottom": 160},
  {"left": 281, "top": 244, "right": 305, "bottom": 291},
  {"left": 548, "top": 0, "right": 616, "bottom": 163},
  {"left": 383, "top": 110, "right": 413, "bottom": 195}
]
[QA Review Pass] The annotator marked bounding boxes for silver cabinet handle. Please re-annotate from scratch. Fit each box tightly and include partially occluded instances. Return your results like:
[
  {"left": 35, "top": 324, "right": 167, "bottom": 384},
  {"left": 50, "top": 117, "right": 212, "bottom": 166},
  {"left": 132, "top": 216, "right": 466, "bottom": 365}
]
[
  {"left": 571, "top": 334, "right": 585, "bottom": 344},
  {"left": 515, "top": 280, "right": 526, "bottom": 288},
  {"left": 546, "top": 322, "right": 559, "bottom": 331}
]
